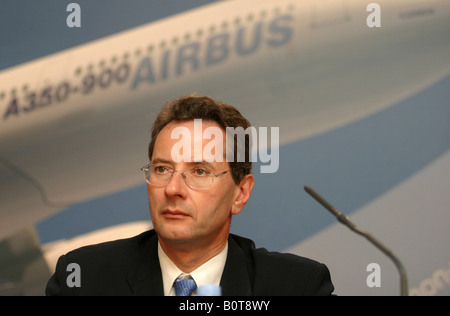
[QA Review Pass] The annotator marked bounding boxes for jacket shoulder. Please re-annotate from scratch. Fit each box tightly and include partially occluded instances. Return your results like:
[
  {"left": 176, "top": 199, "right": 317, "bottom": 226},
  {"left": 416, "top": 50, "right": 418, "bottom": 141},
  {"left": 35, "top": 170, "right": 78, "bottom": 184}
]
[
  {"left": 67, "top": 229, "right": 152, "bottom": 258},
  {"left": 61, "top": 229, "right": 154, "bottom": 271},
  {"left": 229, "top": 234, "right": 334, "bottom": 296},
  {"left": 252, "top": 247, "right": 334, "bottom": 295},
  {"left": 46, "top": 230, "right": 156, "bottom": 295}
]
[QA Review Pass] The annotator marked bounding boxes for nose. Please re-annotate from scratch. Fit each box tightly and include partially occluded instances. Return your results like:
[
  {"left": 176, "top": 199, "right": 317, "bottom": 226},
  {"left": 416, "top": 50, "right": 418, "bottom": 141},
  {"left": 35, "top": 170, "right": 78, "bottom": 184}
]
[{"left": 164, "top": 170, "right": 188, "bottom": 198}]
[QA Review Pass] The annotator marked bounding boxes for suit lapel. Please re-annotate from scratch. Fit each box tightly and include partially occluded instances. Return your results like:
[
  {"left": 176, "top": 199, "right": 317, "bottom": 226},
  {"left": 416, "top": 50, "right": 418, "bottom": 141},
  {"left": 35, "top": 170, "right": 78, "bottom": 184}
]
[
  {"left": 126, "top": 230, "right": 164, "bottom": 296},
  {"left": 220, "top": 235, "right": 253, "bottom": 296}
]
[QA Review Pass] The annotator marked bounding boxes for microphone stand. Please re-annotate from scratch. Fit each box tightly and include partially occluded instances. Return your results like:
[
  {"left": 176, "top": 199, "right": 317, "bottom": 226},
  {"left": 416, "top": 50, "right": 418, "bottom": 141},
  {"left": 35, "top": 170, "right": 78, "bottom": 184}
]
[{"left": 304, "top": 185, "right": 409, "bottom": 296}]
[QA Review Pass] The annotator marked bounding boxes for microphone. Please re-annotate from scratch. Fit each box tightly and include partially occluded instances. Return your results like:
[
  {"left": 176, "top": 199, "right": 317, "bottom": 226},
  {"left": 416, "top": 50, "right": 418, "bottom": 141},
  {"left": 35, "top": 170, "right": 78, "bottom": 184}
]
[{"left": 304, "top": 185, "right": 409, "bottom": 296}]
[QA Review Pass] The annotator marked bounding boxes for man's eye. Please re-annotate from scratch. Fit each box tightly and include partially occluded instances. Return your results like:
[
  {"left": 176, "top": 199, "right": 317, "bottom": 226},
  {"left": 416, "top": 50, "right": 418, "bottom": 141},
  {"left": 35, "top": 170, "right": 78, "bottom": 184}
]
[
  {"left": 193, "top": 168, "right": 208, "bottom": 176},
  {"left": 154, "top": 166, "right": 169, "bottom": 174}
]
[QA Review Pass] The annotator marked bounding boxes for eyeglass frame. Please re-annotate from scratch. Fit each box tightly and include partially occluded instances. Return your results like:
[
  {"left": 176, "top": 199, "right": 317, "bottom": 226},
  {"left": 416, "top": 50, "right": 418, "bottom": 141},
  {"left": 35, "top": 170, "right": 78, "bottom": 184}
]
[{"left": 140, "top": 163, "right": 231, "bottom": 190}]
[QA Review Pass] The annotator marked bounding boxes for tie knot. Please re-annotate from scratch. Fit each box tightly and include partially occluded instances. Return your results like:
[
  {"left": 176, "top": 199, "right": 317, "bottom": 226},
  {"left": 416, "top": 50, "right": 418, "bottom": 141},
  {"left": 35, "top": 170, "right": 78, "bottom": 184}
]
[{"left": 174, "top": 274, "right": 197, "bottom": 296}]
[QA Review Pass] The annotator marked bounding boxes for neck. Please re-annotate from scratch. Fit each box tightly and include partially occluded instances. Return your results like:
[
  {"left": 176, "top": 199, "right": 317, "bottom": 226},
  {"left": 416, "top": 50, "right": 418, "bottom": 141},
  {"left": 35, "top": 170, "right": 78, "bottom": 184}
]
[{"left": 158, "top": 233, "right": 228, "bottom": 273}]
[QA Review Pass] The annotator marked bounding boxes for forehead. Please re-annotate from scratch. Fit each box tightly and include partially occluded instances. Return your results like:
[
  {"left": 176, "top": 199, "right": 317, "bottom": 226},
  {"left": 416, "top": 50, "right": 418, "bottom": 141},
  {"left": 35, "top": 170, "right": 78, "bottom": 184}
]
[{"left": 153, "top": 120, "right": 227, "bottom": 164}]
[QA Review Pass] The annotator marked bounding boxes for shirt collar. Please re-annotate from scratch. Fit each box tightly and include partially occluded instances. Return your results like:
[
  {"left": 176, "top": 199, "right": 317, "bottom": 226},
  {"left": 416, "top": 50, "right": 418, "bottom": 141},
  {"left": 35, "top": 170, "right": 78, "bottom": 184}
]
[{"left": 158, "top": 241, "right": 228, "bottom": 296}]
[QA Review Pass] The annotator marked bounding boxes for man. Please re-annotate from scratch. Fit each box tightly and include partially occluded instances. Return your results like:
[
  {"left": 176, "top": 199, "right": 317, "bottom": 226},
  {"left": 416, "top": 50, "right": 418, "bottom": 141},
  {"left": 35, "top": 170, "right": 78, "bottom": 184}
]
[{"left": 46, "top": 95, "right": 334, "bottom": 296}]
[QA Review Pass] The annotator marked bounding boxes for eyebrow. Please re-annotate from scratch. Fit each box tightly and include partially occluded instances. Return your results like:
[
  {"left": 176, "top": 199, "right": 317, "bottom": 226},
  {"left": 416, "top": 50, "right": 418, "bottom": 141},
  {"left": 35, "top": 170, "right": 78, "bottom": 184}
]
[
  {"left": 151, "top": 157, "right": 218, "bottom": 170},
  {"left": 151, "top": 157, "right": 172, "bottom": 165}
]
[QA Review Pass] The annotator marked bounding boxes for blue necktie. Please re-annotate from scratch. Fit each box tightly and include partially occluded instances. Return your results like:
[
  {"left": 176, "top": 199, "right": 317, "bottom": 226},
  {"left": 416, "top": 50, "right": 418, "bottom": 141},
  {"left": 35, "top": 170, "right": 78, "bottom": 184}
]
[{"left": 174, "top": 275, "right": 197, "bottom": 296}]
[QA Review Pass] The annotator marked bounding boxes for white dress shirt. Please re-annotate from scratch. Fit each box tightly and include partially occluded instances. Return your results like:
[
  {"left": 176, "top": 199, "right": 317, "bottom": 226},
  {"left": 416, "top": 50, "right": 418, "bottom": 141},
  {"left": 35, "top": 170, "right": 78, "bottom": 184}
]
[{"left": 158, "top": 241, "right": 228, "bottom": 296}]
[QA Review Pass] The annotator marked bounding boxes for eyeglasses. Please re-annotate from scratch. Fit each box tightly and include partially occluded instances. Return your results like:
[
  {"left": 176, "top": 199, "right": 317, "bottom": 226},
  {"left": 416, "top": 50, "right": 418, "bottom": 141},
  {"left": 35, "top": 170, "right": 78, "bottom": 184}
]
[{"left": 140, "top": 163, "right": 230, "bottom": 190}]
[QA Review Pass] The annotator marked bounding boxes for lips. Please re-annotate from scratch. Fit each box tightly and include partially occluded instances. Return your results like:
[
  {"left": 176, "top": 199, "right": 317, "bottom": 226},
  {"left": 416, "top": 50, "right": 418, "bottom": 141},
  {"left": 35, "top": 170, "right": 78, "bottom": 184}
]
[{"left": 162, "top": 209, "right": 189, "bottom": 219}]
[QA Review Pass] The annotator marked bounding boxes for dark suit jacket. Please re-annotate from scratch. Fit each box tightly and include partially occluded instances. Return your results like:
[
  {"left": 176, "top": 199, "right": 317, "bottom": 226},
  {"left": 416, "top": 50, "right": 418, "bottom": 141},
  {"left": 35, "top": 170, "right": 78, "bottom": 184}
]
[{"left": 45, "top": 229, "right": 334, "bottom": 296}]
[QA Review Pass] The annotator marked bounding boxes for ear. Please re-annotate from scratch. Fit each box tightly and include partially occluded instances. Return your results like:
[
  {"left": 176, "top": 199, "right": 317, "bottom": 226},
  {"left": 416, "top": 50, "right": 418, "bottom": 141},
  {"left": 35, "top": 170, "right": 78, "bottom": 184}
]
[{"left": 231, "top": 174, "right": 255, "bottom": 215}]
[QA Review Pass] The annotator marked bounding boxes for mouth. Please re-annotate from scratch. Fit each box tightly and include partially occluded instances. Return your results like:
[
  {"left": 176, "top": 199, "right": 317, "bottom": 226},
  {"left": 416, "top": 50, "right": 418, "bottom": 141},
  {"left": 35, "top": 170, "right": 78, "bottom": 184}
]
[{"left": 162, "top": 209, "right": 190, "bottom": 219}]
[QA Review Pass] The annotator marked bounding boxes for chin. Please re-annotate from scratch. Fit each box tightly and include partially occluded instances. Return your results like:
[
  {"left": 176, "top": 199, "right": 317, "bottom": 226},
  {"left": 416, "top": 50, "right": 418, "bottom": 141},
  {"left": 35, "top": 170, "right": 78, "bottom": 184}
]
[{"left": 156, "top": 224, "right": 196, "bottom": 243}]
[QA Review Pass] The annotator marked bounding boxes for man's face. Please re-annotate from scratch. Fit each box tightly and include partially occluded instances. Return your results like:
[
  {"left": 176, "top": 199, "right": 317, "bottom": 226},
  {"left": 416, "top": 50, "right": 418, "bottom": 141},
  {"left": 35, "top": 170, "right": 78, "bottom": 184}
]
[{"left": 147, "top": 120, "right": 253, "bottom": 247}]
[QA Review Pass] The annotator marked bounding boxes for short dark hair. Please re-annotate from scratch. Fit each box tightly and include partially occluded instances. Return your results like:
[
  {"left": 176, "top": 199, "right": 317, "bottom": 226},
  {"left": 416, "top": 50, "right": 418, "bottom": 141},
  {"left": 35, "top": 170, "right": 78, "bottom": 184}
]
[{"left": 148, "top": 95, "right": 252, "bottom": 184}]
